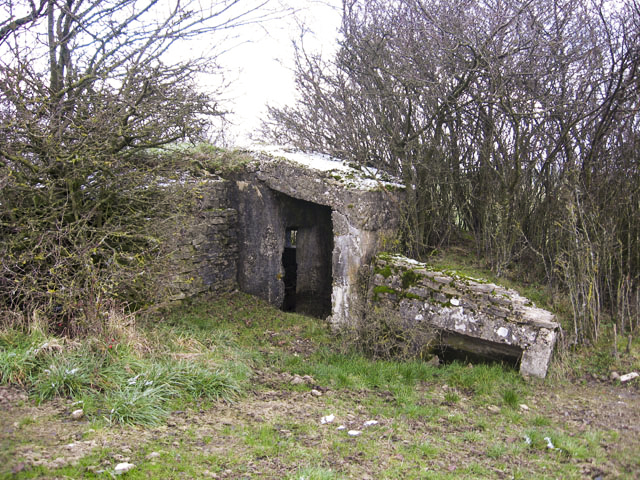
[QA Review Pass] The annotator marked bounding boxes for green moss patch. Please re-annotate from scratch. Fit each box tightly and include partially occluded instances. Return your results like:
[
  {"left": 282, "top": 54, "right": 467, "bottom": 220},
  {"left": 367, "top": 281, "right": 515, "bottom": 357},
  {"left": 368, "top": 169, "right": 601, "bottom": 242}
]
[
  {"left": 374, "top": 264, "right": 393, "bottom": 279},
  {"left": 401, "top": 269, "right": 421, "bottom": 289},
  {"left": 372, "top": 285, "right": 399, "bottom": 301}
]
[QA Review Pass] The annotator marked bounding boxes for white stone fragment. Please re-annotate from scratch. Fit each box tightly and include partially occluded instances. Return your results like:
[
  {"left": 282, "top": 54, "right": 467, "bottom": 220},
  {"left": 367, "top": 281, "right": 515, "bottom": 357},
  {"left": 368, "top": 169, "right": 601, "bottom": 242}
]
[
  {"left": 450, "top": 298, "right": 460, "bottom": 306},
  {"left": 71, "top": 409, "right": 84, "bottom": 419},
  {"left": 321, "top": 414, "right": 335, "bottom": 424},
  {"left": 363, "top": 420, "right": 378, "bottom": 427},
  {"left": 397, "top": 256, "right": 421, "bottom": 265},
  {"left": 454, "top": 322, "right": 467, "bottom": 332},
  {"left": 336, "top": 425, "right": 346, "bottom": 431},
  {"left": 544, "top": 437, "right": 555, "bottom": 450},
  {"left": 347, "top": 430, "right": 362, "bottom": 436},
  {"left": 519, "top": 404, "right": 529, "bottom": 411},
  {"left": 620, "top": 372, "right": 639, "bottom": 382},
  {"left": 114, "top": 462, "right": 135, "bottom": 475},
  {"left": 496, "top": 327, "right": 509, "bottom": 337},
  {"left": 415, "top": 314, "right": 424, "bottom": 321}
]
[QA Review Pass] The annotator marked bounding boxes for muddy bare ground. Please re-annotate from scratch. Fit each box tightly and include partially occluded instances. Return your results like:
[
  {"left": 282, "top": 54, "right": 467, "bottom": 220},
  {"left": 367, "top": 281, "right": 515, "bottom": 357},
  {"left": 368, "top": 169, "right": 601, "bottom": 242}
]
[
  {"left": 542, "top": 381, "right": 640, "bottom": 477},
  {"left": 1, "top": 372, "right": 639, "bottom": 479}
]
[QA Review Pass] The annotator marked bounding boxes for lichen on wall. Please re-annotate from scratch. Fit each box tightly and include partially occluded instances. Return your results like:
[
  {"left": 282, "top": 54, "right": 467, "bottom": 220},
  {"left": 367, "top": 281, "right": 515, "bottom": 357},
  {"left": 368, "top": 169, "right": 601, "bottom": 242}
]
[
  {"left": 367, "top": 254, "right": 560, "bottom": 378},
  {"left": 162, "top": 147, "right": 404, "bottom": 325},
  {"left": 157, "top": 148, "right": 558, "bottom": 379},
  {"left": 161, "top": 176, "right": 238, "bottom": 300},
  {"left": 241, "top": 148, "right": 404, "bottom": 322}
]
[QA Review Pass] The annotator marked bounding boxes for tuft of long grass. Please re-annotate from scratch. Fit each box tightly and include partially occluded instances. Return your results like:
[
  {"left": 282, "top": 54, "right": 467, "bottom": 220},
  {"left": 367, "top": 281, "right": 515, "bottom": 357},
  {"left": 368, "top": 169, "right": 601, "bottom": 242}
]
[
  {"left": 32, "top": 354, "right": 96, "bottom": 403},
  {"left": 88, "top": 357, "right": 243, "bottom": 425},
  {"left": 487, "top": 443, "right": 507, "bottom": 459},
  {"left": 104, "top": 383, "right": 173, "bottom": 425},
  {"left": 130, "top": 360, "right": 242, "bottom": 402},
  {"left": 0, "top": 349, "right": 37, "bottom": 385},
  {"left": 444, "top": 390, "right": 461, "bottom": 404},
  {"left": 0, "top": 303, "right": 250, "bottom": 426},
  {"left": 174, "top": 362, "right": 241, "bottom": 401},
  {"left": 0, "top": 329, "right": 47, "bottom": 385},
  {"left": 501, "top": 388, "right": 520, "bottom": 408}
]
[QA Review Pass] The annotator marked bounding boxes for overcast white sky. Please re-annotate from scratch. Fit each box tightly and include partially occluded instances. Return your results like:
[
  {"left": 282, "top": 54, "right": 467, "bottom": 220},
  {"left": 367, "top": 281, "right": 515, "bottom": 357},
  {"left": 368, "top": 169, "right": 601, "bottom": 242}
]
[
  {"left": 215, "top": 0, "right": 342, "bottom": 145},
  {"left": 2, "top": 0, "right": 341, "bottom": 146}
]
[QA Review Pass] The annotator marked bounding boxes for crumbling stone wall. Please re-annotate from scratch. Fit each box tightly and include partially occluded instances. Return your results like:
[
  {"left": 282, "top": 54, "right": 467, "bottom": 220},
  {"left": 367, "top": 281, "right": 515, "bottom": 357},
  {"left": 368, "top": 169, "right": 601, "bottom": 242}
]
[
  {"left": 368, "top": 254, "right": 559, "bottom": 378},
  {"left": 164, "top": 178, "right": 238, "bottom": 300}
]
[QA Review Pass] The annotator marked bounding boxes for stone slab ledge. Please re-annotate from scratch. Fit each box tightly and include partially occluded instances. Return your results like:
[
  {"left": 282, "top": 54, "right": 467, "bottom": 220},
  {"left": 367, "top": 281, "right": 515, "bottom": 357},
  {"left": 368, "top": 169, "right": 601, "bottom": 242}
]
[{"left": 369, "top": 254, "right": 560, "bottom": 378}]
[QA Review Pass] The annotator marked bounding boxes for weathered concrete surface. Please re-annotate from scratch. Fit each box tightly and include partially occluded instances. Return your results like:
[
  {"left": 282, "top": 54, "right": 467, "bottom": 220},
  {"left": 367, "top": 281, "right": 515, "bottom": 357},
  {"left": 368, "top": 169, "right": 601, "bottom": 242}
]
[
  {"left": 232, "top": 147, "right": 404, "bottom": 322},
  {"left": 229, "top": 179, "right": 334, "bottom": 316},
  {"left": 157, "top": 147, "right": 403, "bottom": 322},
  {"left": 156, "top": 149, "right": 557, "bottom": 376},
  {"left": 369, "top": 254, "right": 560, "bottom": 378},
  {"left": 157, "top": 150, "right": 556, "bottom": 378}
]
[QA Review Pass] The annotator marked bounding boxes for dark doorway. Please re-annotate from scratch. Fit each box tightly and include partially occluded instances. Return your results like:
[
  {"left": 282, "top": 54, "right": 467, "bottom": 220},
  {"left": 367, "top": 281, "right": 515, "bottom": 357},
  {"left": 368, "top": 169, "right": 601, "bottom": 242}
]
[
  {"left": 282, "top": 228, "right": 297, "bottom": 312},
  {"left": 276, "top": 195, "right": 333, "bottom": 318}
]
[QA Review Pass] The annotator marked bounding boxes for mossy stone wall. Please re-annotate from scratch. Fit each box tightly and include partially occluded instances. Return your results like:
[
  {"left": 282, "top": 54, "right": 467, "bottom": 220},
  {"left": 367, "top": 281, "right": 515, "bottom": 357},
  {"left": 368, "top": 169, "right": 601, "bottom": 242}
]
[
  {"left": 368, "top": 254, "right": 559, "bottom": 378},
  {"left": 163, "top": 178, "right": 238, "bottom": 300}
]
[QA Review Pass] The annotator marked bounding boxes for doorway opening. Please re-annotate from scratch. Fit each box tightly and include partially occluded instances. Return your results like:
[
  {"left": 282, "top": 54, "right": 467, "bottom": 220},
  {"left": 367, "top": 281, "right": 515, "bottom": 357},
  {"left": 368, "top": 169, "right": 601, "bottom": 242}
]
[
  {"left": 276, "top": 195, "right": 333, "bottom": 318},
  {"left": 282, "top": 228, "right": 298, "bottom": 312}
]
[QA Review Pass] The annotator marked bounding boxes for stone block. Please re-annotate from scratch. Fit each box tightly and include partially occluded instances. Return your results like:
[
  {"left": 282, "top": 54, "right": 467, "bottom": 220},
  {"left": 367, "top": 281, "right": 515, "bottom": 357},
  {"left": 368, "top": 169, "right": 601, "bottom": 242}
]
[{"left": 368, "top": 254, "right": 560, "bottom": 378}]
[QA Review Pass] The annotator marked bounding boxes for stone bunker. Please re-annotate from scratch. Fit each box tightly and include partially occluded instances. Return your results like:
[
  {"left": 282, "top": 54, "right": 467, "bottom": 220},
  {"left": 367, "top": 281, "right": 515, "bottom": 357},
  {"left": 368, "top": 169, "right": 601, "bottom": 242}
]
[
  {"left": 167, "top": 147, "right": 559, "bottom": 378},
  {"left": 230, "top": 147, "right": 402, "bottom": 323}
]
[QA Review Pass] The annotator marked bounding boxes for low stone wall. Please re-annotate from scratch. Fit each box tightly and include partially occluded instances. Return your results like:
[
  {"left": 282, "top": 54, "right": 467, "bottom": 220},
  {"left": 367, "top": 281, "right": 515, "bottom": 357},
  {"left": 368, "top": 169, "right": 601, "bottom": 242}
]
[
  {"left": 163, "top": 178, "right": 238, "bottom": 300},
  {"left": 368, "top": 254, "right": 559, "bottom": 378}
]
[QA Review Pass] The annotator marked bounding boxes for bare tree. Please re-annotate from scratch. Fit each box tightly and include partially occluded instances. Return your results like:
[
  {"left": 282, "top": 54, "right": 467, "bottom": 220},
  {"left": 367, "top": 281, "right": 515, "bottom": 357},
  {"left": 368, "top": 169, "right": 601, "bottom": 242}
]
[
  {"left": 0, "top": 0, "right": 281, "bottom": 332},
  {"left": 265, "top": 0, "right": 640, "bottom": 343}
]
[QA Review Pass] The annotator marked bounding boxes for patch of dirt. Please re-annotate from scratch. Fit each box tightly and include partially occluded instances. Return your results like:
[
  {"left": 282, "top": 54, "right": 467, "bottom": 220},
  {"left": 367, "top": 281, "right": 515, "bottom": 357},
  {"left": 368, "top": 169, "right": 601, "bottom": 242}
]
[
  {"left": 2, "top": 376, "right": 640, "bottom": 478},
  {"left": 264, "top": 327, "right": 318, "bottom": 357},
  {"left": 545, "top": 381, "right": 640, "bottom": 434},
  {"left": 539, "top": 381, "right": 640, "bottom": 477},
  {"left": 0, "top": 386, "right": 106, "bottom": 474}
]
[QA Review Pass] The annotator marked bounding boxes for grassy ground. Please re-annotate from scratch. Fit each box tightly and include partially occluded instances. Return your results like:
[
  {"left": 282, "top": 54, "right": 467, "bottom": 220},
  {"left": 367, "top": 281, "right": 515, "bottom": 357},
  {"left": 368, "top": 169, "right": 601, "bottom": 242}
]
[{"left": 1, "top": 292, "right": 639, "bottom": 479}]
